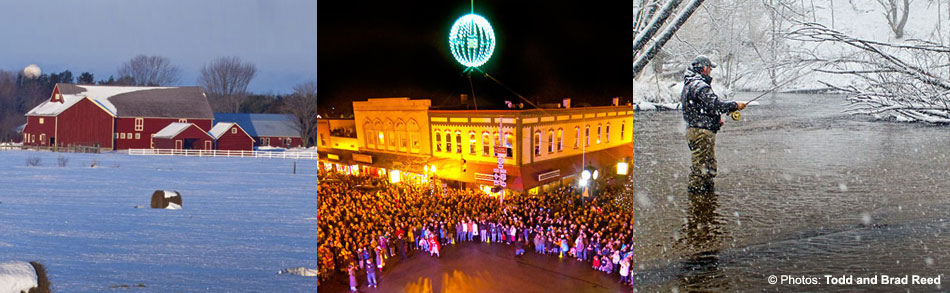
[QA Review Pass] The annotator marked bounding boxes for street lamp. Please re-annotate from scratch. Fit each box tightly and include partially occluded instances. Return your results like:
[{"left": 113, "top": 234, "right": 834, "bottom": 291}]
[{"left": 616, "top": 162, "right": 629, "bottom": 175}]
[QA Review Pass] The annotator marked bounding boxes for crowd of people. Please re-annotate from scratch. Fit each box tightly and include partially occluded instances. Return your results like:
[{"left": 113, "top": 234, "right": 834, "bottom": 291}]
[{"left": 317, "top": 168, "right": 635, "bottom": 290}]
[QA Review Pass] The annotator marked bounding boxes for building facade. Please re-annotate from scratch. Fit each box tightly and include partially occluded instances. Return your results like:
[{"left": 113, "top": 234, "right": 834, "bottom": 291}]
[
  {"left": 210, "top": 122, "right": 255, "bottom": 151},
  {"left": 214, "top": 113, "right": 303, "bottom": 148},
  {"left": 319, "top": 97, "right": 633, "bottom": 194}
]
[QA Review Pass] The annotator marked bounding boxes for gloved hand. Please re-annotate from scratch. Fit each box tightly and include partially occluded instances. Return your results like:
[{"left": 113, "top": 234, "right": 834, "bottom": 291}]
[{"left": 736, "top": 102, "right": 747, "bottom": 111}]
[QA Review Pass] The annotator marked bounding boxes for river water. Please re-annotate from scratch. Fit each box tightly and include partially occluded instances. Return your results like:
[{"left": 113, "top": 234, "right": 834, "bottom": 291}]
[{"left": 631, "top": 93, "right": 950, "bottom": 291}]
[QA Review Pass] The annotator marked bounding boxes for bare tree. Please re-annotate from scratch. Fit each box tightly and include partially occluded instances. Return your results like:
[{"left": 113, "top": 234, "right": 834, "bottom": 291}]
[
  {"left": 284, "top": 81, "right": 318, "bottom": 147},
  {"left": 875, "top": 0, "right": 912, "bottom": 39},
  {"left": 0, "top": 70, "right": 19, "bottom": 141},
  {"left": 117, "top": 55, "right": 181, "bottom": 86},
  {"left": 789, "top": 23, "right": 950, "bottom": 123},
  {"left": 199, "top": 56, "right": 257, "bottom": 113}
]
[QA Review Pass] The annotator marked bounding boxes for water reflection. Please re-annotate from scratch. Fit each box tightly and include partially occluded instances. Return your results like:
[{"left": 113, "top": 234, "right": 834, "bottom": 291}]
[
  {"left": 677, "top": 188, "right": 729, "bottom": 291},
  {"left": 678, "top": 251, "right": 728, "bottom": 292},
  {"left": 679, "top": 189, "right": 724, "bottom": 252}
]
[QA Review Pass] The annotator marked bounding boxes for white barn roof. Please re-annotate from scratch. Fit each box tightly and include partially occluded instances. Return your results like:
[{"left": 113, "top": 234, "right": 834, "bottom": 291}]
[
  {"left": 209, "top": 122, "right": 236, "bottom": 139},
  {"left": 152, "top": 123, "right": 194, "bottom": 139},
  {"left": 26, "top": 84, "right": 213, "bottom": 119}
]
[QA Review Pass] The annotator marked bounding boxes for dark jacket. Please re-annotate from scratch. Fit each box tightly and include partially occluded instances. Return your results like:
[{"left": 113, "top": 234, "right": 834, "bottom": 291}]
[{"left": 681, "top": 68, "right": 737, "bottom": 132}]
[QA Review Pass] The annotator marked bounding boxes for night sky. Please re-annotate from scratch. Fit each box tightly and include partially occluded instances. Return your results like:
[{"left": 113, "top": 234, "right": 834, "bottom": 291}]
[{"left": 318, "top": 0, "right": 631, "bottom": 114}]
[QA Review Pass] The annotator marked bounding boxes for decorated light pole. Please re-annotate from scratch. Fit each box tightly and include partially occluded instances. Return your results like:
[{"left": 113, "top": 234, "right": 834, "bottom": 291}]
[{"left": 492, "top": 117, "right": 507, "bottom": 202}]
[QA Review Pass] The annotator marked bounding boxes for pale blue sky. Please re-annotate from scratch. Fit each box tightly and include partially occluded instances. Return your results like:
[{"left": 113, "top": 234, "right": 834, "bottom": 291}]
[{"left": 0, "top": 0, "right": 316, "bottom": 94}]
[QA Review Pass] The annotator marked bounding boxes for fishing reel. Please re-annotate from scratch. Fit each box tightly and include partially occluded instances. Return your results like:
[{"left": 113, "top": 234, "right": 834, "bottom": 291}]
[{"left": 730, "top": 111, "right": 741, "bottom": 121}]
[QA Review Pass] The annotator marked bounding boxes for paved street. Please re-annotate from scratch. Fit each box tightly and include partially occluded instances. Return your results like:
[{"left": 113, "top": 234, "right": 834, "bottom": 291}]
[{"left": 319, "top": 241, "right": 628, "bottom": 292}]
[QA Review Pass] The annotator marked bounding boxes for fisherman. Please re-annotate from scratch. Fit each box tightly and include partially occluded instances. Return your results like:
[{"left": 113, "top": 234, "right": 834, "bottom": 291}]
[{"left": 681, "top": 55, "right": 746, "bottom": 194}]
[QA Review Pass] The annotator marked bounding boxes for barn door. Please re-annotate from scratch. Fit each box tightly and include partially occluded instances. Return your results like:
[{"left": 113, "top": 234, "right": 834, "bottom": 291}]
[
  {"left": 204, "top": 140, "right": 212, "bottom": 150},
  {"left": 175, "top": 140, "right": 183, "bottom": 150}
]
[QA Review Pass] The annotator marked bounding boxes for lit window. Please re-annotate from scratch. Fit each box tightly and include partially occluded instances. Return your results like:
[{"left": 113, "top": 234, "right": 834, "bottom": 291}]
[
  {"left": 378, "top": 131, "right": 385, "bottom": 146},
  {"left": 606, "top": 123, "right": 610, "bottom": 142},
  {"left": 548, "top": 130, "right": 554, "bottom": 153},
  {"left": 557, "top": 129, "right": 563, "bottom": 151},
  {"left": 39, "top": 118, "right": 44, "bottom": 124},
  {"left": 574, "top": 127, "right": 580, "bottom": 148},
  {"left": 585, "top": 125, "right": 590, "bottom": 146},
  {"left": 597, "top": 124, "right": 602, "bottom": 144},
  {"left": 410, "top": 133, "right": 420, "bottom": 152},
  {"left": 505, "top": 133, "right": 513, "bottom": 158},
  {"left": 364, "top": 123, "right": 375, "bottom": 148},
  {"left": 469, "top": 131, "right": 476, "bottom": 154},
  {"left": 455, "top": 131, "right": 462, "bottom": 153},
  {"left": 482, "top": 132, "right": 490, "bottom": 156},
  {"left": 445, "top": 133, "right": 452, "bottom": 153},
  {"left": 534, "top": 131, "right": 541, "bottom": 156},
  {"left": 621, "top": 122, "right": 625, "bottom": 140},
  {"left": 492, "top": 133, "right": 499, "bottom": 156},
  {"left": 435, "top": 131, "right": 442, "bottom": 152}
]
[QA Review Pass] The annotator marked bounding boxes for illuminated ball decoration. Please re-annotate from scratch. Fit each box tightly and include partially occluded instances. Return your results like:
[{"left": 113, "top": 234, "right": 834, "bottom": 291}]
[{"left": 449, "top": 14, "right": 495, "bottom": 68}]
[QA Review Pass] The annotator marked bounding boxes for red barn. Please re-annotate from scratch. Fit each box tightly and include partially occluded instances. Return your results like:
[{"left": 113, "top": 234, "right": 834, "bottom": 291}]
[
  {"left": 23, "top": 83, "right": 213, "bottom": 150},
  {"left": 209, "top": 122, "right": 254, "bottom": 151},
  {"left": 213, "top": 113, "right": 304, "bottom": 148},
  {"left": 151, "top": 123, "right": 214, "bottom": 150}
]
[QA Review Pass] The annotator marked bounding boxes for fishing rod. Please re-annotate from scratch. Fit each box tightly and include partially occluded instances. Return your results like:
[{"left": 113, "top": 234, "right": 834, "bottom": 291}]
[{"left": 729, "top": 71, "right": 809, "bottom": 121}]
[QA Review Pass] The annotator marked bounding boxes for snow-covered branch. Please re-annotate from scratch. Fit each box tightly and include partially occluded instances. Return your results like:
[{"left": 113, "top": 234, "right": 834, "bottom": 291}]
[{"left": 790, "top": 23, "right": 950, "bottom": 123}]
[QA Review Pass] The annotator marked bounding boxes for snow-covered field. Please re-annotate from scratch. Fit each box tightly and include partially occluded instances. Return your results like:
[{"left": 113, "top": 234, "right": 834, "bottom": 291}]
[{"left": 0, "top": 150, "right": 316, "bottom": 291}]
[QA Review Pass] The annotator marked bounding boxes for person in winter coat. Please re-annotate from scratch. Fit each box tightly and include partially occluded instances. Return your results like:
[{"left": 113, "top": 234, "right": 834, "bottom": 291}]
[
  {"left": 480, "top": 220, "right": 488, "bottom": 243},
  {"left": 681, "top": 55, "right": 746, "bottom": 194},
  {"left": 348, "top": 263, "right": 358, "bottom": 291},
  {"left": 514, "top": 235, "right": 525, "bottom": 256},
  {"left": 375, "top": 245, "right": 384, "bottom": 272},
  {"left": 472, "top": 221, "right": 479, "bottom": 242},
  {"left": 365, "top": 257, "right": 378, "bottom": 288},
  {"left": 575, "top": 236, "right": 586, "bottom": 261},
  {"left": 611, "top": 250, "right": 621, "bottom": 274},
  {"left": 429, "top": 233, "right": 441, "bottom": 257},
  {"left": 397, "top": 234, "right": 408, "bottom": 260},
  {"left": 560, "top": 236, "right": 570, "bottom": 258},
  {"left": 619, "top": 256, "right": 631, "bottom": 285},
  {"left": 490, "top": 221, "right": 497, "bottom": 243}
]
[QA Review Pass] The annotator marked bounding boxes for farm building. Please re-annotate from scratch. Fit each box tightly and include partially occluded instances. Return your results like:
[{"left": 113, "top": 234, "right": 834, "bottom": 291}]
[
  {"left": 22, "top": 83, "right": 214, "bottom": 150},
  {"left": 209, "top": 122, "right": 254, "bottom": 151},
  {"left": 213, "top": 113, "right": 303, "bottom": 148},
  {"left": 151, "top": 123, "right": 214, "bottom": 150}
]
